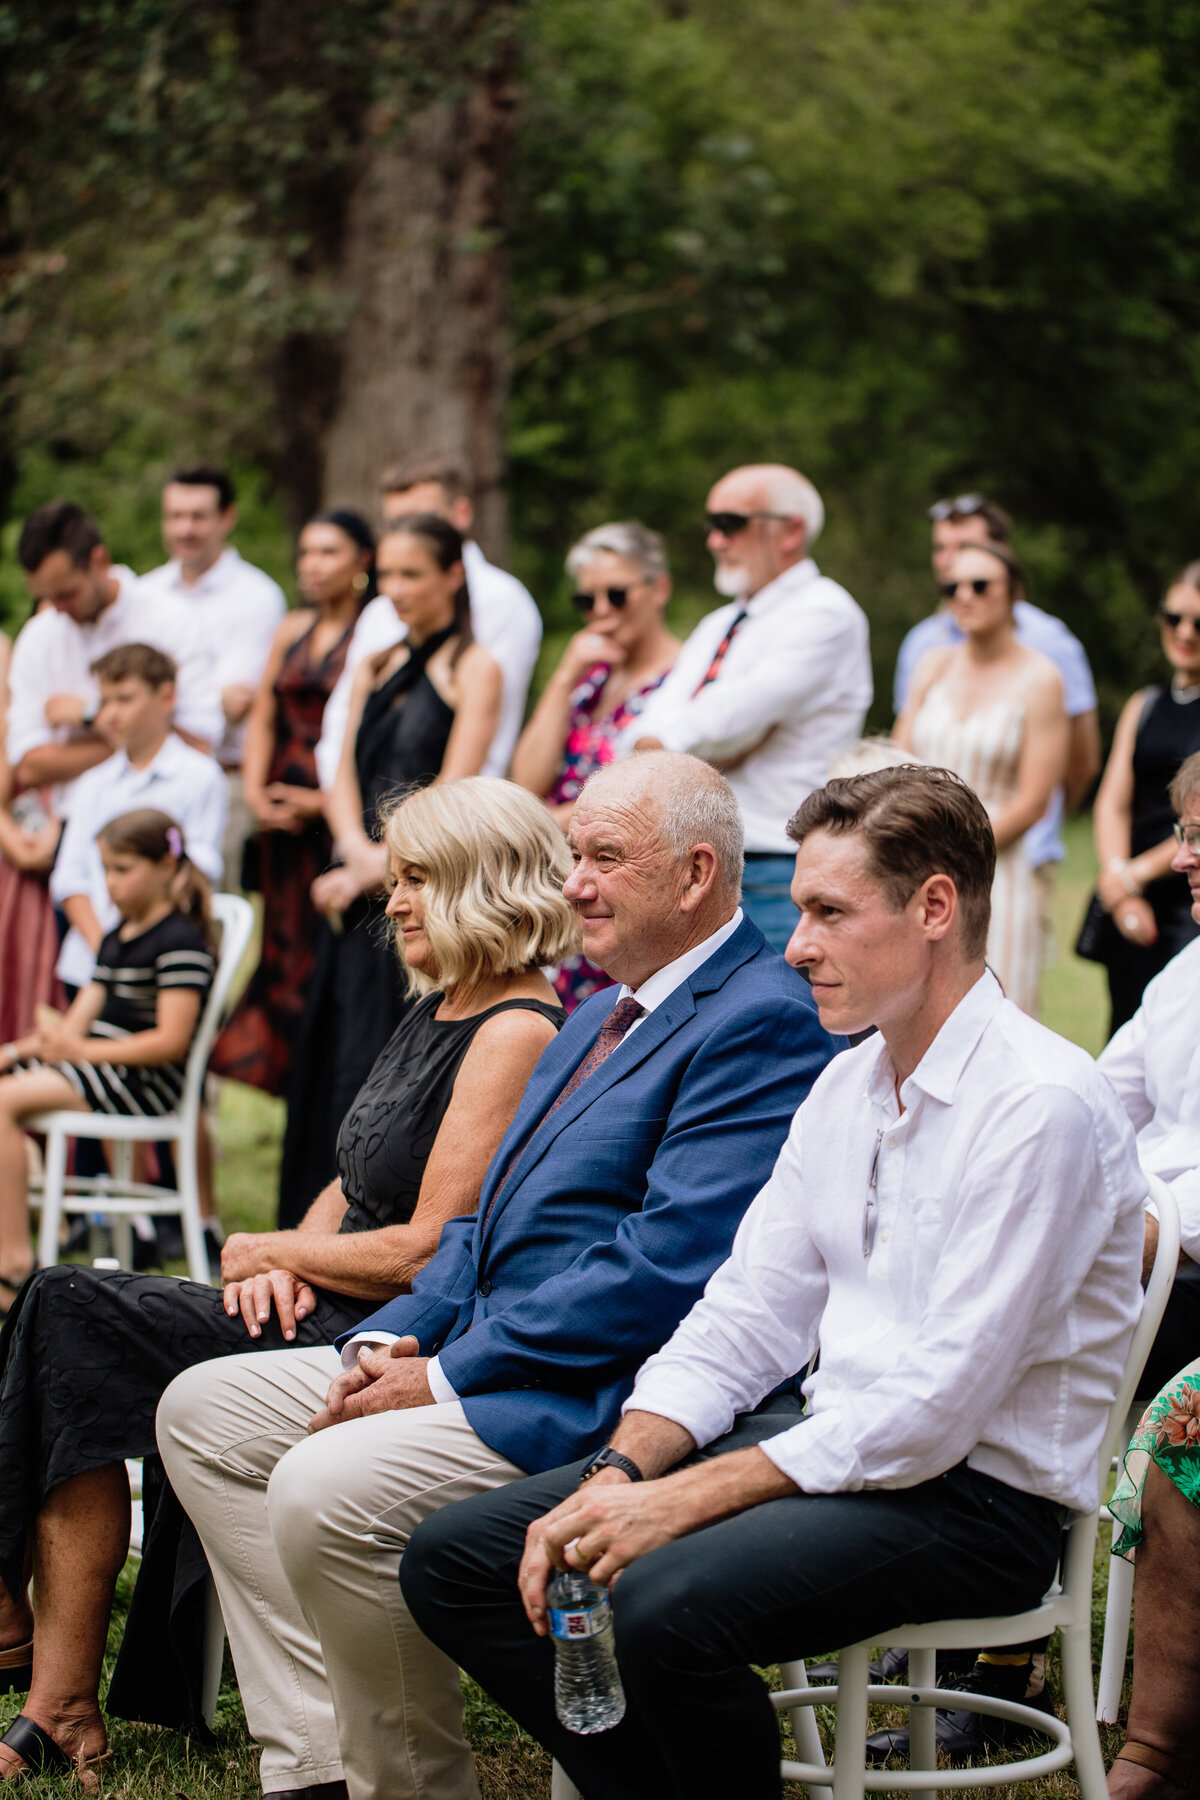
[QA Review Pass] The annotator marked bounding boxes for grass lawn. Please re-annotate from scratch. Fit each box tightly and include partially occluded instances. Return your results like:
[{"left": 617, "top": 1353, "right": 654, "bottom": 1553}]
[{"left": 4, "top": 815, "right": 1129, "bottom": 1795}]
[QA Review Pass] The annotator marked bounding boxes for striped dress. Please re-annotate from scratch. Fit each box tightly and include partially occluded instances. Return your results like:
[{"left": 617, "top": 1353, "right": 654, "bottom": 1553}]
[
  {"left": 910, "top": 671, "right": 1043, "bottom": 1016},
  {"left": 22, "top": 913, "right": 214, "bottom": 1115}
]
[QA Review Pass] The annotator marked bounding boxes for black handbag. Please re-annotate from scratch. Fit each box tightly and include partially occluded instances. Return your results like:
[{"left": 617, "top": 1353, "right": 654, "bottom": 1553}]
[{"left": 1074, "top": 891, "right": 1118, "bottom": 965}]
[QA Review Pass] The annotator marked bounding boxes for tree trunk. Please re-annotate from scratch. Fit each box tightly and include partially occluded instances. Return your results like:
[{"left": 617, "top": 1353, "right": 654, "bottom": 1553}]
[{"left": 319, "top": 28, "right": 517, "bottom": 560}]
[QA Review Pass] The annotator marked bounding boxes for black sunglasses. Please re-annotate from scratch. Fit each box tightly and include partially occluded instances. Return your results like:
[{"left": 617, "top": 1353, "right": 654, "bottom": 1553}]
[
  {"left": 705, "top": 510, "right": 793, "bottom": 537},
  {"left": 572, "top": 584, "right": 638, "bottom": 616},
  {"left": 928, "top": 493, "right": 987, "bottom": 521},
  {"left": 1159, "top": 606, "right": 1200, "bottom": 633},
  {"left": 939, "top": 577, "right": 994, "bottom": 597}
]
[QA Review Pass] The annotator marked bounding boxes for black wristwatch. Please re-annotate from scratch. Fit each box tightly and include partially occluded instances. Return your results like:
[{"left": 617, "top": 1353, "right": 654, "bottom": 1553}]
[{"left": 579, "top": 1446, "right": 644, "bottom": 1485}]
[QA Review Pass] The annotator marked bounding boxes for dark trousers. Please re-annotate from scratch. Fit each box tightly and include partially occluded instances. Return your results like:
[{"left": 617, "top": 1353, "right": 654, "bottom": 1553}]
[
  {"left": 1138, "top": 1256, "right": 1200, "bottom": 1401},
  {"left": 402, "top": 1408, "right": 1065, "bottom": 1800}
]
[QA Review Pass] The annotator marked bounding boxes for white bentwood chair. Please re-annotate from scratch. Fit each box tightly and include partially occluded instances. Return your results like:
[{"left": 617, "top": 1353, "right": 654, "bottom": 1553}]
[
  {"left": 28, "top": 892, "right": 254, "bottom": 1286},
  {"left": 551, "top": 1173, "right": 1180, "bottom": 1800}
]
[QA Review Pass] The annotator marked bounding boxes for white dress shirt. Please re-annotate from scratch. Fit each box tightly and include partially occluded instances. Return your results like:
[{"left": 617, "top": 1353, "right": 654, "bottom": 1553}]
[
  {"left": 5, "top": 568, "right": 223, "bottom": 815},
  {"left": 625, "top": 971, "right": 1146, "bottom": 1515},
  {"left": 50, "top": 735, "right": 228, "bottom": 988},
  {"left": 139, "top": 547, "right": 286, "bottom": 766},
  {"left": 344, "top": 908, "right": 746, "bottom": 1396},
  {"left": 894, "top": 599, "right": 1098, "bottom": 868},
  {"left": 627, "top": 559, "right": 872, "bottom": 853},
  {"left": 1099, "top": 934, "right": 1200, "bottom": 1262},
  {"left": 315, "top": 540, "right": 541, "bottom": 788}
]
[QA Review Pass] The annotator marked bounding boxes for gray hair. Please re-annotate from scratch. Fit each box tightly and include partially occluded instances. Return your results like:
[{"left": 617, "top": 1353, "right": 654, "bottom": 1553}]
[
  {"left": 565, "top": 521, "right": 669, "bottom": 582},
  {"left": 578, "top": 750, "right": 744, "bottom": 899}
]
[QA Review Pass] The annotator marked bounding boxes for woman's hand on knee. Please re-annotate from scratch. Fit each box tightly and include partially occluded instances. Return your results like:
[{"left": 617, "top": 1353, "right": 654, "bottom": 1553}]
[{"left": 223, "top": 1270, "right": 317, "bottom": 1340}]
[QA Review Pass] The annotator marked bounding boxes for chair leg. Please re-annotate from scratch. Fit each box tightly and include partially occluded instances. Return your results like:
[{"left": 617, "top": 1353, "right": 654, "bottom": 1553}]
[
  {"left": 831, "top": 1643, "right": 869, "bottom": 1800},
  {"left": 176, "top": 1134, "right": 211, "bottom": 1286},
  {"left": 36, "top": 1126, "right": 67, "bottom": 1269},
  {"left": 1061, "top": 1618, "right": 1108, "bottom": 1800},
  {"left": 200, "top": 1575, "right": 226, "bottom": 1730},
  {"left": 1096, "top": 1551, "right": 1134, "bottom": 1724},
  {"left": 906, "top": 1646, "right": 938, "bottom": 1800},
  {"left": 780, "top": 1659, "right": 826, "bottom": 1768},
  {"left": 550, "top": 1760, "right": 581, "bottom": 1800}
]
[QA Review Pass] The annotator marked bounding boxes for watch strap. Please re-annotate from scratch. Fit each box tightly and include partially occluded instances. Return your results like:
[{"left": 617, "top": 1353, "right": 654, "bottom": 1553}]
[{"left": 580, "top": 1446, "right": 644, "bottom": 1484}]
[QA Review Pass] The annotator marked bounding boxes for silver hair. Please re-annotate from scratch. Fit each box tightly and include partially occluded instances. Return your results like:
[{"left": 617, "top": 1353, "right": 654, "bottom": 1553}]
[
  {"left": 565, "top": 521, "right": 670, "bottom": 582},
  {"left": 578, "top": 750, "right": 744, "bottom": 899},
  {"left": 762, "top": 469, "right": 825, "bottom": 546}
]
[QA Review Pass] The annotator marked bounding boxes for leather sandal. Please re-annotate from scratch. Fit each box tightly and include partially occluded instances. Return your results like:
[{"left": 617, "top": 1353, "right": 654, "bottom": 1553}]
[
  {"left": 0, "top": 1713, "right": 112, "bottom": 1776},
  {"left": 1116, "top": 1742, "right": 1200, "bottom": 1797},
  {"left": 0, "top": 1639, "right": 33, "bottom": 1696}
]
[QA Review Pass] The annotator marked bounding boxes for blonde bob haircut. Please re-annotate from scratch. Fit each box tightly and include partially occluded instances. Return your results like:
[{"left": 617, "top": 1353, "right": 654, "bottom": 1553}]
[{"left": 381, "top": 778, "right": 579, "bottom": 997}]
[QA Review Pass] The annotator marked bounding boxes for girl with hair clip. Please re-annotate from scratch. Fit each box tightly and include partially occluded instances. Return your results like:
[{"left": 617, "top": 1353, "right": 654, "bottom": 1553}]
[{"left": 0, "top": 807, "right": 215, "bottom": 1310}]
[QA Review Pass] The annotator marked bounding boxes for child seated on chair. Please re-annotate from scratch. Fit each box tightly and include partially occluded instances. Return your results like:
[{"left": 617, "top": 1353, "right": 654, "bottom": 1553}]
[{"left": 0, "top": 808, "right": 215, "bottom": 1311}]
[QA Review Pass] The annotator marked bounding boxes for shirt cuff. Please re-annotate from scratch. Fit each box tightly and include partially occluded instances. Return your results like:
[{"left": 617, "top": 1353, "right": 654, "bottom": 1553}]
[
  {"left": 756, "top": 1409, "right": 866, "bottom": 1494},
  {"left": 621, "top": 1361, "right": 736, "bottom": 1451},
  {"left": 339, "top": 1330, "right": 402, "bottom": 1370},
  {"left": 425, "top": 1355, "right": 458, "bottom": 1404}
]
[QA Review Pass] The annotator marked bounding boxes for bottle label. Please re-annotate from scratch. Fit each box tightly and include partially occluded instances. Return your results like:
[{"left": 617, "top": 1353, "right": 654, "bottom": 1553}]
[{"left": 549, "top": 1595, "right": 611, "bottom": 1641}]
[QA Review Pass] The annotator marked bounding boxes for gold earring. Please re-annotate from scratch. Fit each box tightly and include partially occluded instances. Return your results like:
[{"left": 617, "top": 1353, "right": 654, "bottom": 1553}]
[{"left": 352, "top": 571, "right": 370, "bottom": 595}]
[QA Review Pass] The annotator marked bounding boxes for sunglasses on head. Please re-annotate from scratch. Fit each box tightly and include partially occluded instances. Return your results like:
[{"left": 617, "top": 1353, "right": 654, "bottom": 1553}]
[
  {"left": 928, "top": 494, "right": 987, "bottom": 521},
  {"left": 939, "top": 577, "right": 995, "bottom": 598},
  {"left": 705, "top": 510, "right": 793, "bottom": 537},
  {"left": 572, "top": 585, "right": 637, "bottom": 616},
  {"left": 1173, "top": 822, "right": 1200, "bottom": 853},
  {"left": 1159, "top": 606, "right": 1200, "bottom": 633}
]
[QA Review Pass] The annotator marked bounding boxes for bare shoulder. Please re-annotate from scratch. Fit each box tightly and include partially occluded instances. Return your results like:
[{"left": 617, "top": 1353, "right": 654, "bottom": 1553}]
[
  {"left": 1021, "top": 646, "right": 1066, "bottom": 705},
  {"left": 276, "top": 608, "right": 317, "bottom": 650},
  {"left": 458, "top": 640, "right": 502, "bottom": 684},
  {"left": 911, "top": 643, "right": 956, "bottom": 694},
  {"left": 454, "top": 1006, "right": 560, "bottom": 1088}
]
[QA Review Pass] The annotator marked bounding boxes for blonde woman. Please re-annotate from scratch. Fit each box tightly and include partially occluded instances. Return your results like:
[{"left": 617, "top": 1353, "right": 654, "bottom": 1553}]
[{"left": 0, "top": 777, "right": 576, "bottom": 1777}]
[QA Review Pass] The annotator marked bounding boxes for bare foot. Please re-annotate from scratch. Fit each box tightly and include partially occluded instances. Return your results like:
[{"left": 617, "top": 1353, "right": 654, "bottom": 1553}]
[{"left": 0, "top": 1702, "right": 108, "bottom": 1780}]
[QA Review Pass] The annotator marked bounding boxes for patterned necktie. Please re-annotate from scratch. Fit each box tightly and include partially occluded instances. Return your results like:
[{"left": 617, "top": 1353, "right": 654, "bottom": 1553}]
[
  {"left": 692, "top": 608, "right": 748, "bottom": 697},
  {"left": 548, "top": 996, "right": 645, "bottom": 1114}
]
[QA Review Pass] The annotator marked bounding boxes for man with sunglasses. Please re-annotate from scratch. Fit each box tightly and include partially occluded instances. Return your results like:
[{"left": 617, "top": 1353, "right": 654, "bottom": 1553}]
[{"left": 630, "top": 463, "right": 871, "bottom": 951}]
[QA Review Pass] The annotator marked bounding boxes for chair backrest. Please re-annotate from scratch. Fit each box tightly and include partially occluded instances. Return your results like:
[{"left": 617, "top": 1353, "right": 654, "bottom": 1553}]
[
  {"left": 176, "top": 892, "right": 256, "bottom": 1126},
  {"left": 1094, "top": 1170, "right": 1181, "bottom": 1499}
]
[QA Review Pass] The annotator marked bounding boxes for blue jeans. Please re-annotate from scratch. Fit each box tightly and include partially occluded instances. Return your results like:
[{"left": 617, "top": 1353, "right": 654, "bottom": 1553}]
[{"left": 741, "top": 854, "right": 799, "bottom": 953}]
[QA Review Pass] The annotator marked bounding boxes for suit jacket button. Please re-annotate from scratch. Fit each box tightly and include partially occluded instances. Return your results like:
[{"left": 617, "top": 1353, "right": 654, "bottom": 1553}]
[{"left": 478, "top": 1277, "right": 493, "bottom": 1297}]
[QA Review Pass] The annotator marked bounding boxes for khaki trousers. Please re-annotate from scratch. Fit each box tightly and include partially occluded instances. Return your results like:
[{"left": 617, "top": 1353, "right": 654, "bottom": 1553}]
[{"left": 156, "top": 1346, "right": 527, "bottom": 1800}]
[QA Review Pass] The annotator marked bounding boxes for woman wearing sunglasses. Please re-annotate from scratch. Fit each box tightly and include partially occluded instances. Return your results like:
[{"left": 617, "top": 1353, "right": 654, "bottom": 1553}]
[
  {"left": 511, "top": 522, "right": 680, "bottom": 1009},
  {"left": 895, "top": 541, "right": 1069, "bottom": 1015},
  {"left": 1090, "top": 564, "right": 1200, "bottom": 1035}
]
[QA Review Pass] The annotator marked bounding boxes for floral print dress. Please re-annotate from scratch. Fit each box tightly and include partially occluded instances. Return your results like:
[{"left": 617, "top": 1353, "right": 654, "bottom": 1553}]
[
  {"left": 549, "top": 661, "right": 669, "bottom": 1011},
  {"left": 1110, "top": 1355, "right": 1200, "bottom": 1558}
]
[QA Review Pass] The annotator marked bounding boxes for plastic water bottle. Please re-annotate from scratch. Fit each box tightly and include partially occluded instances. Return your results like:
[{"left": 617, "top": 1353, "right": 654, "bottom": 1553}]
[{"left": 547, "top": 1562, "right": 626, "bottom": 1733}]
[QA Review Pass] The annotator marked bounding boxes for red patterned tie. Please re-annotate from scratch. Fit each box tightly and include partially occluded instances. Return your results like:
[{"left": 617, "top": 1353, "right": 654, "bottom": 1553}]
[
  {"left": 548, "top": 996, "right": 645, "bottom": 1114},
  {"left": 692, "top": 608, "right": 748, "bottom": 697}
]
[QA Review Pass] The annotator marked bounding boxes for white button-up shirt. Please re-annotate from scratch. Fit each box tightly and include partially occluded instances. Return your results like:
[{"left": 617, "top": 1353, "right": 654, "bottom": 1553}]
[
  {"left": 139, "top": 547, "right": 286, "bottom": 766},
  {"left": 626, "top": 559, "right": 872, "bottom": 853},
  {"left": 346, "top": 908, "right": 746, "bottom": 1397},
  {"left": 5, "top": 568, "right": 223, "bottom": 815},
  {"left": 626, "top": 972, "right": 1146, "bottom": 1515},
  {"left": 50, "top": 734, "right": 228, "bottom": 989},
  {"left": 315, "top": 540, "right": 541, "bottom": 787},
  {"left": 1099, "top": 934, "right": 1200, "bottom": 1262}
]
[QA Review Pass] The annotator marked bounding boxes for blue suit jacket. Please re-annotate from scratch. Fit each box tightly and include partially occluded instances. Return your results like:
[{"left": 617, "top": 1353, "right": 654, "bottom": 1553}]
[{"left": 341, "top": 915, "right": 840, "bottom": 1472}]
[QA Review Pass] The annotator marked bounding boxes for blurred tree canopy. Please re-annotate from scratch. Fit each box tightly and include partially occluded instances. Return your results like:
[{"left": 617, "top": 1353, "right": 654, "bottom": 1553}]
[{"left": 3, "top": 0, "right": 1200, "bottom": 730}]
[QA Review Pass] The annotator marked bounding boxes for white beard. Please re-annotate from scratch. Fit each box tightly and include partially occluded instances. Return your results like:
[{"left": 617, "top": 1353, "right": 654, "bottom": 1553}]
[{"left": 713, "top": 563, "right": 751, "bottom": 598}]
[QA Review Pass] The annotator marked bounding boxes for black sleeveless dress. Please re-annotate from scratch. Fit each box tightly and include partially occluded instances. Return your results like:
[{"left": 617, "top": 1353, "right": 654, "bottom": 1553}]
[
  {"left": 0, "top": 987, "right": 563, "bottom": 1726},
  {"left": 278, "top": 627, "right": 458, "bottom": 1223},
  {"left": 1102, "top": 683, "right": 1200, "bottom": 1034}
]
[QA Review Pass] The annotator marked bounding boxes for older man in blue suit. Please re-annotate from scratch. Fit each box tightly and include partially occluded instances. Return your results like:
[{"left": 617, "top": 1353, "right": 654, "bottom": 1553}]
[{"left": 157, "top": 751, "right": 838, "bottom": 1800}]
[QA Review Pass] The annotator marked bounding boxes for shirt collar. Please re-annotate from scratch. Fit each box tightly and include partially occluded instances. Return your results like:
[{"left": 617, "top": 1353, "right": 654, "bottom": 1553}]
[
  {"left": 109, "top": 733, "right": 189, "bottom": 784},
  {"left": 461, "top": 539, "right": 485, "bottom": 581},
  {"left": 745, "top": 556, "right": 821, "bottom": 617},
  {"left": 864, "top": 968, "right": 1005, "bottom": 1112},
  {"left": 619, "top": 907, "right": 744, "bottom": 1016},
  {"left": 163, "top": 546, "right": 241, "bottom": 594}
]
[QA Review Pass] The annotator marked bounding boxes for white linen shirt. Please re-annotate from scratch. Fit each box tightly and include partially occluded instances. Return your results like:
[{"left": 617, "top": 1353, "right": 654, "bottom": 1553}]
[
  {"left": 50, "top": 735, "right": 228, "bottom": 989},
  {"left": 314, "top": 540, "right": 542, "bottom": 787},
  {"left": 1099, "top": 934, "right": 1200, "bottom": 1262},
  {"left": 344, "top": 908, "right": 746, "bottom": 1396},
  {"left": 626, "top": 559, "right": 872, "bottom": 854},
  {"left": 139, "top": 547, "right": 286, "bottom": 766},
  {"left": 894, "top": 599, "right": 1098, "bottom": 868},
  {"left": 5, "top": 567, "right": 223, "bottom": 815},
  {"left": 625, "top": 971, "right": 1146, "bottom": 1515}
]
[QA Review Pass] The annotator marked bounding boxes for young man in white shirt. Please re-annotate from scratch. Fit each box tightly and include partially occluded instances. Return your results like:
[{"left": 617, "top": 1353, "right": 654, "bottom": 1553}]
[
  {"left": 314, "top": 455, "right": 541, "bottom": 787},
  {"left": 7, "top": 502, "right": 221, "bottom": 820},
  {"left": 50, "top": 644, "right": 226, "bottom": 992},
  {"left": 400, "top": 763, "right": 1148, "bottom": 1800},
  {"left": 139, "top": 465, "right": 286, "bottom": 881},
  {"left": 631, "top": 461, "right": 872, "bottom": 951}
]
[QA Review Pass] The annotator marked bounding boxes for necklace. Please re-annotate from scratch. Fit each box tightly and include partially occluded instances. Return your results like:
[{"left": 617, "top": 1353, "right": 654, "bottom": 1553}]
[{"left": 1171, "top": 675, "right": 1200, "bottom": 703}]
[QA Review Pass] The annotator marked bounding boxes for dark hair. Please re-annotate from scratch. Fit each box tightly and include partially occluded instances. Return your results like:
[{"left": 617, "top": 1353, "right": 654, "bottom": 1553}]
[
  {"left": 380, "top": 455, "right": 471, "bottom": 507},
  {"left": 1170, "top": 750, "right": 1200, "bottom": 815},
  {"left": 379, "top": 512, "right": 473, "bottom": 666},
  {"left": 167, "top": 464, "right": 236, "bottom": 511},
  {"left": 952, "top": 539, "right": 1027, "bottom": 602},
  {"left": 17, "top": 501, "right": 103, "bottom": 572},
  {"left": 303, "top": 509, "right": 377, "bottom": 603},
  {"left": 96, "top": 808, "right": 214, "bottom": 945},
  {"left": 930, "top": 496, "right": 1012, "bottom": 541},
  {"left": 91, "top": 643, "right": 177, "bottom": 688},
  {"left": 787, "top": 765, "right": 995, "bottom": 960}
]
